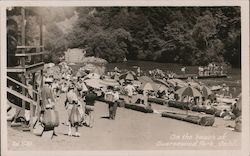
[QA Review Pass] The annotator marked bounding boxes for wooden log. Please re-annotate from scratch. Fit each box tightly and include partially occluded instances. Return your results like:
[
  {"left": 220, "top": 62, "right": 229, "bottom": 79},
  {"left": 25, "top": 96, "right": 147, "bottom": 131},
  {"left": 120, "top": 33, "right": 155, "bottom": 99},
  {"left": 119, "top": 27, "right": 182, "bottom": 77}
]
[
  {"left": 168, "top": 100, "right": 221, "bottom": 117},
  {"left": 148, "top": 97, "right": 168, "bottom": 105},
  {"left": 124, "top": 103, "right": 153, "bottom": 113},
  {"left": 161, "top": 112, "right": 215, "bottom": 126},
  {"left": 168, "top": 101, "right": 190, "bottom": 110}
]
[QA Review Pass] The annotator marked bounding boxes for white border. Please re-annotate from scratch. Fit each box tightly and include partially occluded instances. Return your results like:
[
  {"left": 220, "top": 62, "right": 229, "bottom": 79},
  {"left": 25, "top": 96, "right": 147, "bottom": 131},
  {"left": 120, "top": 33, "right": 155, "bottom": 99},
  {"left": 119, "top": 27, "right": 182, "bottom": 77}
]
[{"left": 1, "top": 1, "right": 249, "bottom": 156}]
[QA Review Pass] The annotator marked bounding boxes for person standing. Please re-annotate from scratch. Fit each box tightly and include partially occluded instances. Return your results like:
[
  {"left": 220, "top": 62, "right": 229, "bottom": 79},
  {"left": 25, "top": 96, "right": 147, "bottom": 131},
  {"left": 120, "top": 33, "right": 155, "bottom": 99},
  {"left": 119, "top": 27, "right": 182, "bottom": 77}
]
[
  {"left": 105, "top": 86, "right": 119, "bottom": 120},
  {"left": 137, "top": 67, "right": 141, "bottom": 77},
  {"left": 181, "top": 67, "right": 186, "bottom": 76},
  {"left": 40, "top": 78, "right": 57, "bottom": 136},
  {"left": 65, "top": 85, "right": 81, "bottom": 137},
  {"left": 85, "top": 87, "right": 98, "bottom": 128},
  {"left": 124, "top": 82, "right": 135, "bottom": 103},
  {"left": 111, "top": 88, "right": 119, "bottom": 119}
]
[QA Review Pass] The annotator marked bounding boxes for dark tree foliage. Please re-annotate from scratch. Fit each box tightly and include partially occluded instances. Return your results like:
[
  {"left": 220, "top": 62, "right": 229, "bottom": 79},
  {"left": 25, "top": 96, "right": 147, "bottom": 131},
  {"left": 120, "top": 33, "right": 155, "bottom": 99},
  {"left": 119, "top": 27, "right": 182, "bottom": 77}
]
[
  {"left": 7, "top": 7, "right": 240, "bottom": 67},
  {"left": 66, "top": 7, "right": 240, "bottom": 67}
]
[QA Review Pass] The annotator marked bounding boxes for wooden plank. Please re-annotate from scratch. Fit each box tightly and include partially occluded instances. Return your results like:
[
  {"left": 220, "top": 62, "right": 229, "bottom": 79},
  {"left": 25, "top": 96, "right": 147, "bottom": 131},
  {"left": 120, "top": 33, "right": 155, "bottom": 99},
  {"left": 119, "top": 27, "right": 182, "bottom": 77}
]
[
  {"left": 7, "top": 76, "right": 39, "bottom": 94},
  {"left": 16, "top": 45, "right": 44, "bottom": 49},
  {"left": 26, "top": 65, "right": 44, "bottom": 75},
  {"left": 7, "top": 100, "right": 23, "bottom": 110},
  {"left": 7, "top": 88, "right": 38, "bottom": 106},
  {"left": 7, "top": 68, "right": 25, "bottom": 73},
  {"left": 25, "top": 62, "right": 44, "bottom": 69},
  {"left": 15, "top": 51, "right": 47, "bottom": 57},
  {"left": 7, "top": 62, "right": 44, "bottom": 73}
]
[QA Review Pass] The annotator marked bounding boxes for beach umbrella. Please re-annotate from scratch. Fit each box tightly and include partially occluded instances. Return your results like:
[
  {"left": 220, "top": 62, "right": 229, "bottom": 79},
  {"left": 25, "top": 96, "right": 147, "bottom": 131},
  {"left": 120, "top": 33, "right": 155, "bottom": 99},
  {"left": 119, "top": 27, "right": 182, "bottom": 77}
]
[
  {"left": 100, "top": 79, "right": 120, "bottom": 87},
  {"left": 201, "top": 86, "right": 213, "bottom": 98},
  {"left": 188, "top": 81, "right": 200, "bottom": 89},
  {"left": 167, "top": 79, "right": 188, "bottom": 88},
  {"left": 153, "top": 79, "right": 170, "bottom": 87},
  {"left": 84, "top": 79, "right": 104, "bottom": 89},
  {"left": 138, "top": 76, "right": 153, "bottom": 83},
  {"left": 76, "top": 70, "right": 87, "bottom": 78},
  {"left": 176, "top": 86, "right": 202, "bottom": 98},
  {"left": 119, "top": 71, "right": 137, "bottom": 81},
  {"left": 131, "top": 80, "right": 142, "bottom": 87},
  {"left": 155, "top": 84, "right": 168, "bottom": 92},
  {"left": 139, "top": 82, "right": 155, "bottom": 91},
  {"left": 85, "top": 73, "right": 100, "bottom": 79}
]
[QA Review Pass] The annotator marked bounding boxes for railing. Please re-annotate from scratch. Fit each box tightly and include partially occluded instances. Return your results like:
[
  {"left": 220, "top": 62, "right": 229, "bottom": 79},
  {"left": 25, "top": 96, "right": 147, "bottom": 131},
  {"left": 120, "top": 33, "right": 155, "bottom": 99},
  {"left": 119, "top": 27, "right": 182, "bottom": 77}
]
[
  {"left": 7, "top": 76, "right": 39, "bottom": 95},
  {"left": 7, "top": 75, "right": 40, "bottom": 131}
]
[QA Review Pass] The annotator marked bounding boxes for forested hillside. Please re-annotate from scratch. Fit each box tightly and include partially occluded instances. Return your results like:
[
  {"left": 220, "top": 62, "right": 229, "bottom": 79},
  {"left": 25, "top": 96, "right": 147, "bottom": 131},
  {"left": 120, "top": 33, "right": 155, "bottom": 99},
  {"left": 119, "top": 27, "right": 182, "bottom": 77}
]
[
  {"left": 7, "top": 7, "right": 241, "bottom": 67},
  {"left": 67, "top": 7, "right": 241, "bottom": 67}
]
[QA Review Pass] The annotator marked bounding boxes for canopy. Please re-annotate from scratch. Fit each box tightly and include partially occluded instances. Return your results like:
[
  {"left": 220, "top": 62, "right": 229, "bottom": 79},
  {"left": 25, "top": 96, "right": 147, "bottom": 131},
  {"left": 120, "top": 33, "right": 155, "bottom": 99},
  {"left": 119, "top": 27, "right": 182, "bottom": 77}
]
[{"left": 176, "top": 86, "right": 202, "bottom": 98}]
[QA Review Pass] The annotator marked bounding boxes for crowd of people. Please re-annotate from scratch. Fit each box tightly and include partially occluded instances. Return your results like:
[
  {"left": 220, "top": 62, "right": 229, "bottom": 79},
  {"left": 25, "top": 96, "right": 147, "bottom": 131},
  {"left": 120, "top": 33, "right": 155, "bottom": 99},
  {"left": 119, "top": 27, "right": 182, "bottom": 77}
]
[
  {"left": 16, "top": 61, "right": 239, "bottom": 138},
  {"left": 198, "top": 63, "right": 226, "bottom": 76},
  {"left": 34, "top": 63, "right": 125, "bottom": 137}
]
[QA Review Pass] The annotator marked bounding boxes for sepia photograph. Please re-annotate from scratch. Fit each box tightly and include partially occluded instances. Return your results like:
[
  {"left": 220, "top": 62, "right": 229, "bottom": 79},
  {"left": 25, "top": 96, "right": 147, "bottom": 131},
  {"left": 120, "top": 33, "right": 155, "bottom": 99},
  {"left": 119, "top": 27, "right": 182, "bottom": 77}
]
[{"left": 1, "top": 1, "right": 249, "bottom": 156}]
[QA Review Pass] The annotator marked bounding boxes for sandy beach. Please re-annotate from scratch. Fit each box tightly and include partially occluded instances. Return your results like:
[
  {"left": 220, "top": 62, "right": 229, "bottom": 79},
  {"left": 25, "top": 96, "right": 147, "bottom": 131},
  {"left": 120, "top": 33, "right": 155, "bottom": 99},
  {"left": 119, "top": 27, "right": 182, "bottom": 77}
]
[{"left": 7, "top": 93, "right": 241, "bottom": 151}]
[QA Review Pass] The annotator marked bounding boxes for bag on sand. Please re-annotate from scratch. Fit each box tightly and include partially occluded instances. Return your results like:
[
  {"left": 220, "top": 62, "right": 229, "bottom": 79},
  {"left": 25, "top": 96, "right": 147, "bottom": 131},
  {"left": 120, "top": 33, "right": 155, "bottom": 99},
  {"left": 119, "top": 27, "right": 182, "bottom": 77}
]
[
  {"left": 69, "top": 105, "right": 81, "bottom": 126},
  {"left": 43, "top": 109, "right": 59, "bottom": 128}
]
